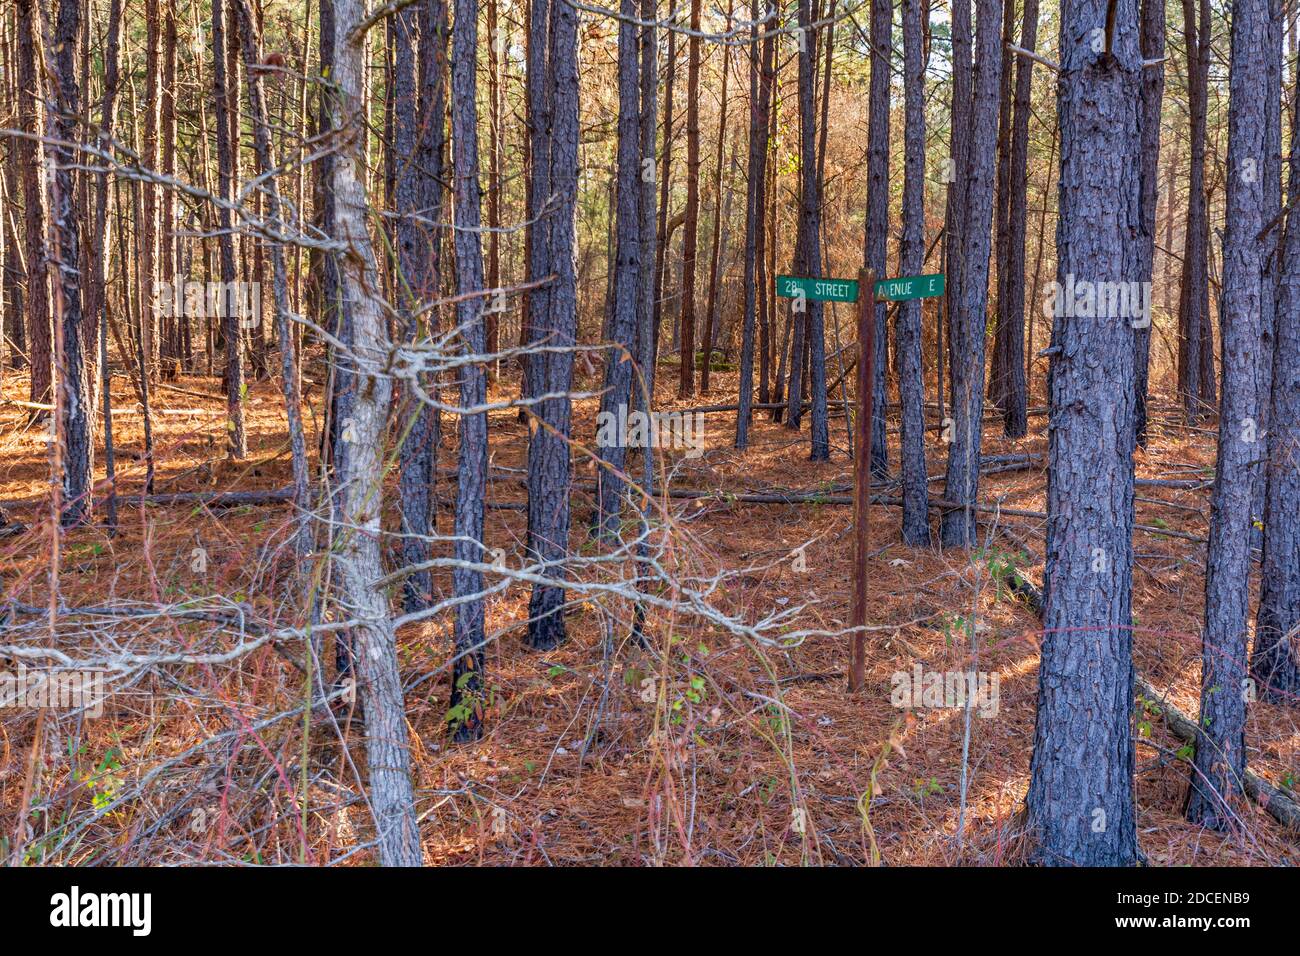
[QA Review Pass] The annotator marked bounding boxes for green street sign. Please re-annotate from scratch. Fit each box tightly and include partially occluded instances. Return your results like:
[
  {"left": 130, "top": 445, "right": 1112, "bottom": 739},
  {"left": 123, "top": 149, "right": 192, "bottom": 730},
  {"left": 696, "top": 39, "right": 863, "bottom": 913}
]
[
  {"left": 775, "top": 275, "right": 860, "bottom": 303},
  {"left": 873, "top": 273, "right": 945, "bottom": 301}
]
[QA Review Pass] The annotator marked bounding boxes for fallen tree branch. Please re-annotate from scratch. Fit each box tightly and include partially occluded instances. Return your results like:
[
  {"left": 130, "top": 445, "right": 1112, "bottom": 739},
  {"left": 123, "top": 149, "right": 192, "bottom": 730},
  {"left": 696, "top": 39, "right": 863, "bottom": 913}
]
[
  {"left": 1135, "top": 677, "right": 1300, "bottom": 834},
  {"left": 999, "top": 572, "right": 1300, "bottom": 835}
]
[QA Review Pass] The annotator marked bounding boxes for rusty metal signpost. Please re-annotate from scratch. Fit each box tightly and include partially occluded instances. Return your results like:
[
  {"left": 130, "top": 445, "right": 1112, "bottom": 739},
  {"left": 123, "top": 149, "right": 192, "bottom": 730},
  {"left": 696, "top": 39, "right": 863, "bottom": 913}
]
[{"left": 775, "top": 269, "right": 943, "bottom": 692}]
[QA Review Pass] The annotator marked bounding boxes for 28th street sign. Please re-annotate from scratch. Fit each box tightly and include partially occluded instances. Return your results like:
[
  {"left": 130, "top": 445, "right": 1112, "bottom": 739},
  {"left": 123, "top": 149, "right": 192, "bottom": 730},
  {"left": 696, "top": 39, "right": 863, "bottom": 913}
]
[
  {"left": 873, "top": 273, "right": 945, "bottom": 301},
  {"left": 775, "top": 275, "right": 860, "bottom": 303},
  {"left": 776, "top": 273, "right": 945, "bottom": 304}
]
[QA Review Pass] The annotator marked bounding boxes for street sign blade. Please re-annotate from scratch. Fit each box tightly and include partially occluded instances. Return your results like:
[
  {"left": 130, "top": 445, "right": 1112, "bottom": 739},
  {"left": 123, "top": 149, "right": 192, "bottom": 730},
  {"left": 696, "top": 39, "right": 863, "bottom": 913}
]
[
  {"left": 873, "top": 273, "right": 945, "bottom": 301},
  {"left": 775, "top": 275, "right": 860, "bottom": 303}
]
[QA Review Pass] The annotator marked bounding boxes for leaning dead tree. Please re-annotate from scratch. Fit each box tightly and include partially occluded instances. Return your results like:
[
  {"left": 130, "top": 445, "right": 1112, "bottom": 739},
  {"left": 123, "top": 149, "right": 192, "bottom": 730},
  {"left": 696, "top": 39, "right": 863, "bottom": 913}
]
[{"left": 327, "top": 0, "right": 422, "bottom": 867}]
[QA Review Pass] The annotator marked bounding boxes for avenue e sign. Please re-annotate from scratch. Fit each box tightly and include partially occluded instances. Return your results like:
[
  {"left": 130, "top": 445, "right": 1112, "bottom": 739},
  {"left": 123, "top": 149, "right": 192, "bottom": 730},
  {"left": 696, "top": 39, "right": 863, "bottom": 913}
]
[
  {"left": 873, "top": 273, "right": 945, "bottom": 301},
  {"left": 775, "top": 274, "right": 860, "bottom": 303}
]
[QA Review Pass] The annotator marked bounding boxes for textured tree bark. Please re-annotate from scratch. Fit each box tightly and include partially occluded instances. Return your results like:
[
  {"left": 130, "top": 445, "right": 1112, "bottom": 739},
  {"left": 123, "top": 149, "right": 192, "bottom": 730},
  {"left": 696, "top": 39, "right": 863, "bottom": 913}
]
[
  {"left": 784, "top": 216, "right": 807, "bottom": 430},
  {"left": 141, "top": 0, "right": 161, "bottom": 380},
  {"left": 525, "top": 0, "right": 578, "bottom": 650},
  {"left": 318, "top": 0, "right": 347, "bottom": 483},
  {"left": 796, "top": 0, "right": 829, "bottom": 460},
  {"left": 211, "top": 0, "right": 247, "bottom": 460},
  {"left": 763, "top": 90, "right": 778, "bottom": 405},
  {"left": 1253, "top": 62, "right": 1300, "bottom": 702},
  {"left": 448, "top": 0, "right": 490, "bottom": 742},
  {"left": 653, "top": 25, "right": 676, "bottom": 373},
  {"left": 992, "top": 0, "right": 1037, "bottom": 439},
  {"left": 233, "top": 0, "right": 310, "bottom": 555},
  {"left": 116, "top": 174, "right": 156, "bottom": 494},
  {"left": 1188, "top": 0, "right": 1269, "bottom": 830},
  {"left": 679, "top": 0, "right": 701, "bottom": 397},
  {"left": 737, "top": 0, "right": 775, "bottom": 449},
  {"left": 486, "top": 0, "right": 502, "bottom": 367},
  {"left": 897, "top": 0, "right": 929, "bottom": 545},
  {"left": 1134, "top": 0, "right": 1166, "bottom": 446},
  {"left": 939, "top": 0, "right": 1000, "bottom": 547},
  {"left": 3, "top": 145, "right": 25, "bottom": 377},
  {"left": 1251, "top": 0, "right": 1283, "bottom": 549},
  {"left": 17, "top": 0, "right": 50, "bottom": 408},
  {"left": 942, "top": 0, "right": 971, "bottom": 427},
  {"left": 1193, "top": 0, "right": 1215, "bottom": 411},
  {"left": 988, "top": 0, "right": 1016, "bottom": 416},
  {"left": 86, "top": 0, "right": 123, "bottom": 423},
  {"left": 596, "top": 0, "right": 642, "bottom": 537},
  {"left": 1162, "top": 138, "right": 1179, "bottom": 321},
  {"left": 330, "top": 0, "right": 421, "bottom": 866},
  {"left": 523, "top": 0, "right": 552, "bottom": 421},
  {"left": 700, "top": 0, "right": 733, "bottom": 395},
  {"left": 1027, "top": 0, "right": 1142, "bottom": 866},
  {"left": 1178, "top": 0, "right": 1211, "bottom": 419},
  {"left": 47, "top": 0, "right": 92, "bottom": 527},
  {"left": 160, "top": 1, "right": 177, "bottom": 378},
  {"left": 635, "top": 0, "right": 658, "bottom": 424},
  {"left": 395, "top": 0, "right": 446, "bottom": 612},
  {"left": 863, "top": 0, "right": 891, "bottom": 476}
]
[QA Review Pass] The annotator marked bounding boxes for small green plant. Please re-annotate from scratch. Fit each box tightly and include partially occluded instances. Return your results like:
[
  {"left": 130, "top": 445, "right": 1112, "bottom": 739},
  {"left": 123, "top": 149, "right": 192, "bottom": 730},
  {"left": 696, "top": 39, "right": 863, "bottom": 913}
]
[
  {"left": 444, "top": 674, "right": 499, "bottom": 735},
  {"left": 85, "top": 746, "right": 125, "bottom": 813},
  {"left": 913, "top": 777, "right": 942, "bottom": 799},
  {"left": 942, "top": 613, "right": 972, "bottom": 647},
  {"left": 1135, "top": 694, "right": 1163, "bottom": 738},
  {"left": 980, "top": 546, "right": 1027, "bottom": 602}
]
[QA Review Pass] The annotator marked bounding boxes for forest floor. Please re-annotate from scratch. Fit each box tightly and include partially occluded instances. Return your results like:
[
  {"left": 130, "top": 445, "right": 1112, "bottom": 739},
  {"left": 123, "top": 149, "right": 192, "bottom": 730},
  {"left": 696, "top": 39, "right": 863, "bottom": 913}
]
[{"left": 1, "top": 354, "right": 1297, "bottom": 866}]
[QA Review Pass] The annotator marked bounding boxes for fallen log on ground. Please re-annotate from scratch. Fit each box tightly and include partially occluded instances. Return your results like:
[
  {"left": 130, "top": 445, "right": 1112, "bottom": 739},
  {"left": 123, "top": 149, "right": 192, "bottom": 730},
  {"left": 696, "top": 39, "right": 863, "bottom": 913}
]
[
  {"left": 1134, "top": 677, "right": 1300, "bottom": 834},
  {"left": 1000, "top": 571, "right": 1300, "bottom": 835},
  {"left": 1133, "top": 477, "right": 1211, "bottom": 490},
  {"left": 112, "top": 488, "right": 295, "bottom": 507},
  {"left": 605, "top": 486, "right": 1207, "bottom": 543}
]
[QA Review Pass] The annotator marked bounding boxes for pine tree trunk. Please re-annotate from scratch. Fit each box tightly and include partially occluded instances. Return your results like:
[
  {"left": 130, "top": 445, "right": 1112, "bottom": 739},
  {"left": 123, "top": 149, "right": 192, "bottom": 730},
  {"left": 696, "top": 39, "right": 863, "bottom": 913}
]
[
  {"left": 160, "top": 1, "right": 177, "bottom": 379},
  {"left": 939, "top": 0, "right": 1000, "bottom": 547},
  {"left": 85, "top": 0, "right": 122, "bottom": 427},
  {"left": 1187, "top": 0, "right": 1269, "bottom": 830},
  {"left": 47, "top": 0, "right": 91, "bottom": 526},
  {"left": 395, "top": 0, "right": 446, "bottom": 612},
  {"left": 795, "top": 0, "right": 829, "bottom": 459},
  {"left": 596, "top": 0, "right": 642, "bottom": 535},
  {"left": 17, "top": 0, "right": 50, "bottom": 407},
  {"left": 737, "top": 0, "right": 774, "bottom": 449},
  {"left": 486, "top": 0, "right": 502, "bottom": 368},
  {"left": 1027, "top": 0, "right": 1142, "bottom": 866},
  {"left": 863, "top": 0, "right": 891, "bottom": 476},
  {"left": 701, "top": 1, "right": 733, "bottom": 395},
  {"left": 448, "top": 0, "right": 490, "bottom": 741},
  {"left": 1178, "top": 0, "right": 1210, "bottom": 419},
  {"left": 141, "top": 0, "right": 160, "bottom": 380},
  {"left": 211, "top": 0, "right": 247, "bottom": 459},
  {"left": 988, "top": 0, "right": 1015, "bottom": 415},
  {"left": 233, "top": 0, "right": 310, "bottom": 554},
  {"left": 679, "top": 0, "right": 702, "bottom": 397},
  {"left": 1251, "top": 0, "right": 1283, "bottom": 548},
  {"left": 997, "top": 0, "right": 1037, "bottom": 439},
  {"left": 635, "top": 0, "right": 658, "bottom": 424},
  {"left": 525, "top": 0, "right": 579, "bottom": 651},
  {"left": 1134, "top": 0, "right": 1166, "bottom": 446},
  {"left": 653, "top": 25, "right": 676, "bottom": 372},
  {"left": 897, "top": 0, "right": 929, "bottom": 545},
  {"left": 943, "top": 0, "right": 971, "bottom": 426},
  {"left": 1253, "top": 62, "right": 1300, "bottom": 702}
]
